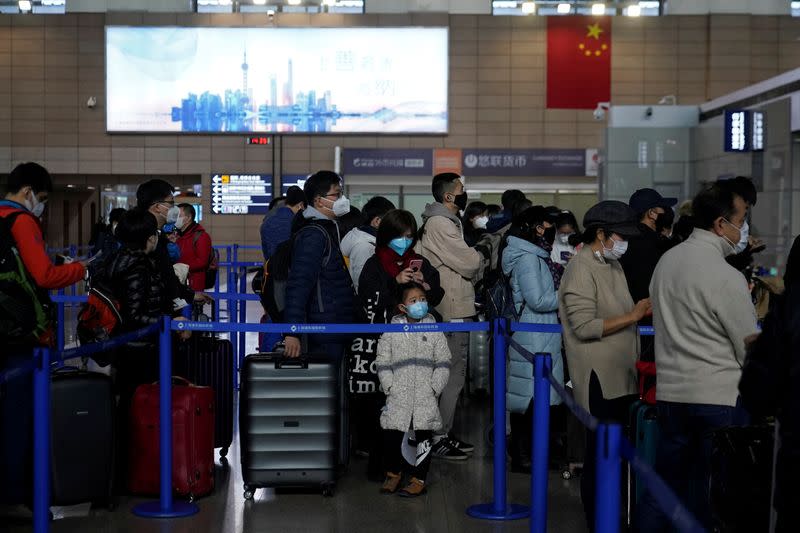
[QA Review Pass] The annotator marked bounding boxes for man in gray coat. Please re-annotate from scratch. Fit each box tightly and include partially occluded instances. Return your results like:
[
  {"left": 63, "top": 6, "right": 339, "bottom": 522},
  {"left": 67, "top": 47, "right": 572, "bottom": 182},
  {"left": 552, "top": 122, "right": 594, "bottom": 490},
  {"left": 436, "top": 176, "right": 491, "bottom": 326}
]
[{"left": 640, "top": 184, "right": 759, "bottom": 531}]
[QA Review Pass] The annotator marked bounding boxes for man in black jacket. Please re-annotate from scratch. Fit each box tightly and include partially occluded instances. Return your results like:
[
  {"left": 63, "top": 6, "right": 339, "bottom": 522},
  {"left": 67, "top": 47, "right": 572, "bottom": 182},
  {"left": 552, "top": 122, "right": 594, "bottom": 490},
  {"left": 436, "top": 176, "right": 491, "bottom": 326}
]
[
  {"left": 135, "top": 179, "right": 209, "bottom": 310},
  {"left": 619, "top": 188, "right": 677, "bottom": 376}
]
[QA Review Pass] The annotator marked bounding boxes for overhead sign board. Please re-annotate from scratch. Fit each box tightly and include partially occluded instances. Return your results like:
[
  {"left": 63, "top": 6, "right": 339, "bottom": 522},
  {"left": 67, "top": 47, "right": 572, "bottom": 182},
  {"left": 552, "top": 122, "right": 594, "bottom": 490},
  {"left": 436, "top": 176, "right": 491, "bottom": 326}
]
[
  {"left": 210, "top": 174, "right": 273, "bottom": 215},
  {"left": 724, "top": 110, "right": 750, "bottom": 152}
]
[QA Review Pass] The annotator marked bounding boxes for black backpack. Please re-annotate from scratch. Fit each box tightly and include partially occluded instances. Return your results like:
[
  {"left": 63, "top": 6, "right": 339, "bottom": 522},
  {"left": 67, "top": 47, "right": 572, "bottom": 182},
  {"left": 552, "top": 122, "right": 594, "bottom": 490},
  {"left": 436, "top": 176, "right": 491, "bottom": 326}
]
[
  {"left": 0, "top": 210, "right": 54, "bottom": 347},
  {"left": 486, "top": 269, "right": 524, "bottom": 323},
  {"left": 254, "top": 224, "right": 333, "bottom": 322}
]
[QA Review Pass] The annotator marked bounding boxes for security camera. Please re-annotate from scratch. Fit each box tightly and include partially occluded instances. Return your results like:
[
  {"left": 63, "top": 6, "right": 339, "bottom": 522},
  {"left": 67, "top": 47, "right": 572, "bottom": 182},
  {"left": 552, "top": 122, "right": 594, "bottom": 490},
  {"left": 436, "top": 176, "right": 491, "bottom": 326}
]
[
  {"left": 644, "top": 107, "right": 654, "bottom": 119},
  {"left": 658, "top": 95, "right": 677, "bottom": 105},
  {"left": 267, "top": 9, "right": 275, "bottom": 20},
  {"left": 593, "top": 102, "right": 610, "bottom": 121},
  {"left": 86, "top": 96, "right": 97, "bottom": 109}
]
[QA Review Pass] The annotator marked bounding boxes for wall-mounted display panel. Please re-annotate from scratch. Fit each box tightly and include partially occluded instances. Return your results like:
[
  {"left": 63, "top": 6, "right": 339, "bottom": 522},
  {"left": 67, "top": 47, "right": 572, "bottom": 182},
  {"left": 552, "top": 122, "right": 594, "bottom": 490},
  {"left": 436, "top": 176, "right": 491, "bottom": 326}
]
[{"left": 106, "top": 26, "right": 448, "bottom": 134}]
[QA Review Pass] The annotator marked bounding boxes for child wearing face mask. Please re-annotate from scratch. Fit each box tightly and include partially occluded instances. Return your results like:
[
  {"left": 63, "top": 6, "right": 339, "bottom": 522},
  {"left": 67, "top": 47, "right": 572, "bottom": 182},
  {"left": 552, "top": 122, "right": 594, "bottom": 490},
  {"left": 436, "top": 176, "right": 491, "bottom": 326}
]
[
  {"left": 551, "top": 211, "right": 580, "bottom": 266},
  {"left": 376, "top": 282, "right": 451, "bottom": 498}
]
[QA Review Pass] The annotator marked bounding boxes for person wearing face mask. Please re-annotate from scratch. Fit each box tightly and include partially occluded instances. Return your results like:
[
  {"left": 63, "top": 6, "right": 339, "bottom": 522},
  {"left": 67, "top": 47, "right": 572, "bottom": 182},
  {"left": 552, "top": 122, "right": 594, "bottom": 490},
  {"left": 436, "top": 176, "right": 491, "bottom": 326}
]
[
  {"left": 502, "top": 206, "right": 564, "bottom": 472},
  {"left": 717, "top": 176, "right": 764, "bottom": 274},
  {"left": 375, "top": 282, "right": 451, "bottom": 497},
  {"left": 417, "top": 173, "right": 482, "bottom": 461},
  {"left": 619, "top": 188, "right": 678, "bottom": 406},
  {"left": 640, "top": 185, "right": 759, "bottom": 533},
  {"left": 462, "top": 201, "right": 489, "bottom": 247},
  {"left": 550, "top": 210, "right": 579, "bottom": 266},
  {"left": 0, "top": 162, "right": 87, "bottom": 506},
  {"left": 175, "top": 203, "right": 213, "bottom": 292},
  {"left": 135, "top": 179, "right": 208, "bottom": 311},
  {"left": 282, "top": 171, "right": 358, "bottom": 360},
  {"left": 558, "top": 200, "right": 650, "bottom": 530}
]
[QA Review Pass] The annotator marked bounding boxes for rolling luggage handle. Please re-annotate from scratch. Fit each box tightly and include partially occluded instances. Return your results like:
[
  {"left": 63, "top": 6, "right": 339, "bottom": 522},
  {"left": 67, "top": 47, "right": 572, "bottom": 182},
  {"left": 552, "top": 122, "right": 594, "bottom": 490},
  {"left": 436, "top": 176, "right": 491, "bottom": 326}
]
[{"left": 274, "top": 359, "right": 309, "bottom": 370}]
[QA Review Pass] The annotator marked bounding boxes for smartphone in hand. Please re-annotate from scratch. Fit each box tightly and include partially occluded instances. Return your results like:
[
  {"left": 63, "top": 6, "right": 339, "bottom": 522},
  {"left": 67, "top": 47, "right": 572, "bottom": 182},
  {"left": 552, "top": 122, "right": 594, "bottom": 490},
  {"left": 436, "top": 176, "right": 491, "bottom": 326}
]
[{"left": 409, "top": 259, "right": 423, "bottom": 272}]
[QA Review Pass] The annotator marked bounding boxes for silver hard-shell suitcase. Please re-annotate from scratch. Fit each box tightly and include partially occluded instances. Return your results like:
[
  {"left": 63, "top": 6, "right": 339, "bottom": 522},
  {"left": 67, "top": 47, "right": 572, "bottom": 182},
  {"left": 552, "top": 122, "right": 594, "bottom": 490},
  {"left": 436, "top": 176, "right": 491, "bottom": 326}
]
[{"left": 239, "top": 353, "right": 348, "bottom": 499}]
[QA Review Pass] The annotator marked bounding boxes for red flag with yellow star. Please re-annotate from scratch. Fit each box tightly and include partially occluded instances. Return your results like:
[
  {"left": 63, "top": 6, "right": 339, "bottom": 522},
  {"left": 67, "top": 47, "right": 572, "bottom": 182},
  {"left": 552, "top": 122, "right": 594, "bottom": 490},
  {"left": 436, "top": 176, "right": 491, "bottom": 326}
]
[{"left": 547, "top": 16, "right": 611, "bottom": 109}]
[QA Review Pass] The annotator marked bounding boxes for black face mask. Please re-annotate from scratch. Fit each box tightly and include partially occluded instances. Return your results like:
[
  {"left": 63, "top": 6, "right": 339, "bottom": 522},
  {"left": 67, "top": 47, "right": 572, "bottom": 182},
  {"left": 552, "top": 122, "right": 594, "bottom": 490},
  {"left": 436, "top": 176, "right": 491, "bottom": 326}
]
[
  {"left": 543, "top": 225, "right": 556, "bottom": 246},
  {"left": 452, "top": 192, "right": 468, "bottom": 211},
  {"left": 654, "top": 211, "right": 674, "bottom": 234}
]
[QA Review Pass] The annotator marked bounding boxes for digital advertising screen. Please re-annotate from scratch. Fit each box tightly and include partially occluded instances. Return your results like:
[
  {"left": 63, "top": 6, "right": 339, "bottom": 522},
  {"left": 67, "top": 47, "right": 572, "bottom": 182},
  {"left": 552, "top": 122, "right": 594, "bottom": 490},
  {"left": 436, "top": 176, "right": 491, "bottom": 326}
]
[{"left": 106, "top": 26, "right": 449, "bottom": 134}]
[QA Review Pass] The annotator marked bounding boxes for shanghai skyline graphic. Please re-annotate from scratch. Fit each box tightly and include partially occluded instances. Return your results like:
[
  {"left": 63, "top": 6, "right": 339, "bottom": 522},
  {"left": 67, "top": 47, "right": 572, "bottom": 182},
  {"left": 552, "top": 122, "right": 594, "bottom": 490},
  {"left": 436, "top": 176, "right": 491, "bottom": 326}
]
[{"left": 170, "top": 51, "right": 447, "bottom": 133}]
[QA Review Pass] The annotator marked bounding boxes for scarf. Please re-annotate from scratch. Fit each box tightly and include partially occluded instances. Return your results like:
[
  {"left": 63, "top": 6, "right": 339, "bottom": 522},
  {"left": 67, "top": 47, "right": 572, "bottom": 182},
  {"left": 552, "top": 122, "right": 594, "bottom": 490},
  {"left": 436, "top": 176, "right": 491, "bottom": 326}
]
[
  {"left": 375, "top": 245, "right": 419, "bottom": 278},
  {"left": 534, "top": 237, "right": 564, "bottom": 290}
]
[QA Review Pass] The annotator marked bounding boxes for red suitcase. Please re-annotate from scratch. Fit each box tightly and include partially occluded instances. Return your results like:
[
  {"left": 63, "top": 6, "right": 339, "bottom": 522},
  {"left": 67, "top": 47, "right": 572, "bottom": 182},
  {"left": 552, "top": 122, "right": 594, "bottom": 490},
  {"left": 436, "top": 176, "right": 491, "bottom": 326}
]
[{"left": 128, "top": 378, "right": 215, "bottom": 500}]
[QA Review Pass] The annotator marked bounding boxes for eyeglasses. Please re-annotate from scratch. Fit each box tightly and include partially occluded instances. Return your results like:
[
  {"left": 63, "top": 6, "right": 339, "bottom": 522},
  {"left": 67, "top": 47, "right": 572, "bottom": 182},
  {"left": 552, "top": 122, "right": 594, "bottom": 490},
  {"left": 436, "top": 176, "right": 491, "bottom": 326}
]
[{"left": 324, "top": 192, "right": 342, "bottom": 200}]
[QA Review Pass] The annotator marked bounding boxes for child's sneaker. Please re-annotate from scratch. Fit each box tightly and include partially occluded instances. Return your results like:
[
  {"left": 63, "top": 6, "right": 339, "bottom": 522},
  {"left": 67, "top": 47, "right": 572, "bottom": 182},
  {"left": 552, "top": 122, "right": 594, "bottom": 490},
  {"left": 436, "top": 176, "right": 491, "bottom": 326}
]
[
  {"left": 380, "top": 472, "right": 402, "bottom": 494},
  {"left": 397, "top": 477, "right": 427, "bottom": 498}
]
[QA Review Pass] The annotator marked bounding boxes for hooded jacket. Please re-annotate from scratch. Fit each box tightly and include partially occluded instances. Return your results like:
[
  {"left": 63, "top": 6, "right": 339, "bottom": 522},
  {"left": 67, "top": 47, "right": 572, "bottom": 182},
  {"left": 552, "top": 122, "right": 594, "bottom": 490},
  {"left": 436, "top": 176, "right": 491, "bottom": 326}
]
[
  {"left": 502, "top": 236, "right": 564, "bottom": 411},
  {"left": 417, "top": 202, "right": 482, "bottom": 321},
  {"left": 340, "top": 226, "right": 376, "bottom": 293},
  {"left": 283, "top": 207, "right": 357, "bottom": 334},
  {"left": 376, "top": 314, "right": 451, "bottom": 432}
]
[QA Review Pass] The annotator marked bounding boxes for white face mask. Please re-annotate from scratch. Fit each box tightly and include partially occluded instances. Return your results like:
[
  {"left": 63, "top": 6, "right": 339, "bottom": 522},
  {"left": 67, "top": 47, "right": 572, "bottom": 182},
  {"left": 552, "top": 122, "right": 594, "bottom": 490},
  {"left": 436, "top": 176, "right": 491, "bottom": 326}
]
[
  {"left": 24, "top": 190, "right": 46, "bottom": 218},
  {"left": 165, "top": 205, "right": 180, "bottom": 224},
  {"left": 602, "top": 237, "right": 628, "bottom": 261},
  {"left": 323, "top": 195, "right": 351, "bottom": 217},
  {"left": 558, "top": 232, "right": 573, "bottom": 245},
  {"left": 725, "top": 220, "right": 750, "bottom": 254},
  {"left": 175, "top": 215, "right": 188, "bottom": 230},
  {"left": 473, "top": 216, "right": 489, "bottom": 229}
]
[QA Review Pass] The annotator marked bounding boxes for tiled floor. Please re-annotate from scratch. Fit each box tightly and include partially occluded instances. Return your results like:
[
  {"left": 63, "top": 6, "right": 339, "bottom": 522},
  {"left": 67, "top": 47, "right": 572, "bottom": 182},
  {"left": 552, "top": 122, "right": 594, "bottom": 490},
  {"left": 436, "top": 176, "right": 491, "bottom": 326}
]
[{"left": 5, "top": 395, "right": 588, "bottom": 533}]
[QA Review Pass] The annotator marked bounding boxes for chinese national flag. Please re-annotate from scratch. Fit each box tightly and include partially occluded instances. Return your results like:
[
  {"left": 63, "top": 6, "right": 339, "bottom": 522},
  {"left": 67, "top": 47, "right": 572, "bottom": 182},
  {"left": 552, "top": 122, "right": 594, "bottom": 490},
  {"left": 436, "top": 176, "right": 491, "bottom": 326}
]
[{"left": 547, "top": 16, "right": 611, "bottom": 109}]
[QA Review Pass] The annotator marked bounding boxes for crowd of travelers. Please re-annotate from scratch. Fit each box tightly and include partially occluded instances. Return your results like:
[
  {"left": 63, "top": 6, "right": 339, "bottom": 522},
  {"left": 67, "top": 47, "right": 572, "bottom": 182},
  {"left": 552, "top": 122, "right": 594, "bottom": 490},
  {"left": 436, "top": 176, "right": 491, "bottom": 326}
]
[{"left": 1, "top": 161, "right": 797, "bottom": 532}]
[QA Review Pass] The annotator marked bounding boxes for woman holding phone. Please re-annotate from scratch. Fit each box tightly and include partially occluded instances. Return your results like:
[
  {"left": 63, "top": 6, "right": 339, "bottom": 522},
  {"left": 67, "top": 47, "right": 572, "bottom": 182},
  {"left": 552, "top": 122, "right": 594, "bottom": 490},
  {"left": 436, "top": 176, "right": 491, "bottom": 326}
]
[{"left": 358, "top": 209, "right": 444, "bottom": 324}]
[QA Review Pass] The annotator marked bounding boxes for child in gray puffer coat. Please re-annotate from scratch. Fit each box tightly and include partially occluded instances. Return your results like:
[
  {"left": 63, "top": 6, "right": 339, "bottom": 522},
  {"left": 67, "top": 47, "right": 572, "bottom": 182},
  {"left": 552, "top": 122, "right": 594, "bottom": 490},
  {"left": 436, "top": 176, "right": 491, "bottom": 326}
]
[{"left": 376, "top": 282, "right": 451, "bottom": 498}]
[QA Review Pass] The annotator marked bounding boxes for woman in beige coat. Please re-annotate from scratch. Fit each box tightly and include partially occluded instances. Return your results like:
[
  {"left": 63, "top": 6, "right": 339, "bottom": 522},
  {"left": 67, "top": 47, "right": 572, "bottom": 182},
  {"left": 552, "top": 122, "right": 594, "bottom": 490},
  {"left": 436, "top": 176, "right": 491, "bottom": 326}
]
[{"left": 558, "top": 200, "right": 652, "bottom": 531}]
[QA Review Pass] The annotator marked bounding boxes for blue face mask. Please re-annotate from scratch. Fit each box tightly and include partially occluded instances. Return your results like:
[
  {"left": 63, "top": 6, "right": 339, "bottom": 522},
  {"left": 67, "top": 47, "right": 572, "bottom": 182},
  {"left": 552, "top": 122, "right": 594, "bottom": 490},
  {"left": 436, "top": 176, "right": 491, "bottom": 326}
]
[
  {"left": 389, "top": 237, "right": 413, "bottom": 257},
  {"left": 405, "top": 301, "right": 428, "bottom": 320}
]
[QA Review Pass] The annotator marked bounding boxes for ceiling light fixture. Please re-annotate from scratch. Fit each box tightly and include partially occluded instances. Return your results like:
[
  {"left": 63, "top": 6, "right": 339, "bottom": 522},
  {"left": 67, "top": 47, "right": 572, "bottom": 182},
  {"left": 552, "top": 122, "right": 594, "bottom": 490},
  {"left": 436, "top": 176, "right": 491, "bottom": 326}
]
[
  {"left": 521, "top": 2, "right": 536, "bottom": 15},
  {"left": 627, "top": 4, "right": 641, "bottom": 16},
  {"left": 18, "top": 0, "right": 32, "bottom": 11},
  {"left": 591, "top": 3, "right": 605, "bottom": 15},
  {"left": 253, "top": 0, "right": 267, "bottom": 5},
  {"left": 287, "top": 0, "right": 303, "bottom": 4},
  {"left": 557, "top": 3, "right": 571, "bottom": 14}
]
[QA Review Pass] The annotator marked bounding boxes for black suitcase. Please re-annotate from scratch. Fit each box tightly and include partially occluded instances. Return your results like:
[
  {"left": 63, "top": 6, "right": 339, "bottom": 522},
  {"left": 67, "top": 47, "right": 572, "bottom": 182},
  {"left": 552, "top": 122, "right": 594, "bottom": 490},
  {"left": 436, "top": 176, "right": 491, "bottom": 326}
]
[
  {"left": 50, "top": 368, "right": 115, "bottom": 508},
  {"left": 176, "top": 335, "right": 235, "bottom": 459},
  {"left": 239, "top": 353, "right": 348, "bottom": 499}
]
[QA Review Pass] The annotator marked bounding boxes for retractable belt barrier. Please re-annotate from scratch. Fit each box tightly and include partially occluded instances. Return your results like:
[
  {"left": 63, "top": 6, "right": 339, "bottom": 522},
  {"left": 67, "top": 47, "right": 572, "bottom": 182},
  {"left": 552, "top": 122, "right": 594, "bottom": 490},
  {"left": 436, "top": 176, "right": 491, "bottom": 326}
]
[
  {"left": 5, "top": 317, "right": 488, "bottom": 533},
  {"left": 499, "top": 320, "right": 707, "bottom": 533}
]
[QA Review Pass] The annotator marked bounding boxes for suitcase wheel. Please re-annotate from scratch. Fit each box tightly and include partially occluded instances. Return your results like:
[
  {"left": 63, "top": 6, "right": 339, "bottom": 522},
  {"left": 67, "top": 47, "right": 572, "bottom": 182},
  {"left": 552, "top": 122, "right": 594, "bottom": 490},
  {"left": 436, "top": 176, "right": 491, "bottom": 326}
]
[
  {"left": 244, "top": 486, "right": 255, "bottom": 501},
  {"left": 322, "top": 483, "right": 335, "bottom": 497},
  {"left": 219, "top": 447, "right": 229, "bottom": 458},
  {"left": 561, "top": 469, "right": 573, "bottom": 481}
]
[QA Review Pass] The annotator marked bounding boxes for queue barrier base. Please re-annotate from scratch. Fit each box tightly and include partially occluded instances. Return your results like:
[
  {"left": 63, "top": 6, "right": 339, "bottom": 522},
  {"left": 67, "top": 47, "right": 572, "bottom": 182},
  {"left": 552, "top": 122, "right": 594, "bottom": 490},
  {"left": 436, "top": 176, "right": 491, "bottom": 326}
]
[
  {"left": 132, "top": 500, "right": 200, "bottom": 519},
  {"left": 466, "top": 503, "right": 530, "bottom": 521}
]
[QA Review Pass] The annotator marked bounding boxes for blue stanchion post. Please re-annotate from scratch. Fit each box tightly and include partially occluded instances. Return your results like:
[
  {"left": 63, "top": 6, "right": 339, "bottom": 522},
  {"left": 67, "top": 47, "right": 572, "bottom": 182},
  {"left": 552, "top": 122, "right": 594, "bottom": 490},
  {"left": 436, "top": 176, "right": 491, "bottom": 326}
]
[
  {"left": 56, "top": 288, "right": 65, "bottom": 353},
  {"left": 595, "top": 423, "right": 622, "bottom": 533},
  {"left": 467, "top": 318, "right": 529, "bottom": 521},
  {"left": 237, "top": 266, "right": 247, "bottom": 390},
  {"left": 531, "top": 353, "right": 552, "bottom": 533},
  {"left": 227, "top": 265, "right": 238, "bottom": 389},
  {"left": 33, "top": 347, "right": 50, "bottom": 533},
  {"left": 132, "top": 316, "right": 199, "bottom": 519}
]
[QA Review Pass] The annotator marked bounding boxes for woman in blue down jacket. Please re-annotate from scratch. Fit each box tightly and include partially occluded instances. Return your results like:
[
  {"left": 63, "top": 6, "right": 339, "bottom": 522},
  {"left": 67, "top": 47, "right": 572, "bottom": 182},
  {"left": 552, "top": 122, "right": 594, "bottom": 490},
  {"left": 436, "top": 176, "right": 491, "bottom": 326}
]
[{"left": 502, "top": 206, "right": 564, "bottom": 473}]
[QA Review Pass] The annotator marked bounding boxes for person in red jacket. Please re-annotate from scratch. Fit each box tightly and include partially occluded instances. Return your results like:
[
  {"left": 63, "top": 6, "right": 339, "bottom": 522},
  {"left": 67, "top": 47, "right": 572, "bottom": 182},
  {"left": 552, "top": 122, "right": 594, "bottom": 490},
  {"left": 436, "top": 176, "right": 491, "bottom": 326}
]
[
  {"left": 0, "top": 162, "right": 86, "bottom": 507},
  {"left": 175, "top": 203, "right": 212, "bottom": 292}
]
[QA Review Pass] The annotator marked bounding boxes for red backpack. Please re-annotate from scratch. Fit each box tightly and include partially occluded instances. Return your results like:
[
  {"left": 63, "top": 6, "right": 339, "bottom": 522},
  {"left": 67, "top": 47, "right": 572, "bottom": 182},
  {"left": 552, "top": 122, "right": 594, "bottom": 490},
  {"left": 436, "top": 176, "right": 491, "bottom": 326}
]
[{"left": 77, "top": 284, "right": 123, "bottom": 345}]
